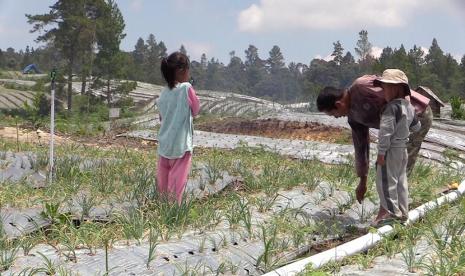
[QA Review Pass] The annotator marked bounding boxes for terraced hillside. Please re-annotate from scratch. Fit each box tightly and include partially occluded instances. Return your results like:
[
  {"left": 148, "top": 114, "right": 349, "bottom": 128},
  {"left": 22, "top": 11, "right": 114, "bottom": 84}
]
[
  {"left": 71, "top": 80, "right": 285, "bottom": 116},
  {"left": 0, "top": 76, "right": 287, "bottom": 122},
  {"left": 0, "top": 85, "right": 36, "bottom": 110},
  {"left": 0, "top": 71, "right": 46, "bottom": 80}
]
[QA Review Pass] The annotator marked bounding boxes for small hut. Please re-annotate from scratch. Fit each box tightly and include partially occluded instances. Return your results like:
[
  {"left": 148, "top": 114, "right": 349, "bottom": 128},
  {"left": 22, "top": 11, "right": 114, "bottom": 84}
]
[{"left": 415, "top": 86, "right": 445, "bottom": 117}]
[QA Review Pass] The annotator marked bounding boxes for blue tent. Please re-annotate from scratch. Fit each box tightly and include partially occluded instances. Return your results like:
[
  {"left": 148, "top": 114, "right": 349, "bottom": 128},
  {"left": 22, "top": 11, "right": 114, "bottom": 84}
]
[{"left": 22, "top": 64, "right": 40, "bottom": 74}]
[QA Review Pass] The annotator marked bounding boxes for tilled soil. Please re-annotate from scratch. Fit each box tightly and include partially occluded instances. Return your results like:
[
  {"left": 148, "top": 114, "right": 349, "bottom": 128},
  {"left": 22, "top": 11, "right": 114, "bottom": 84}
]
[{"left": 197, "top": 118, "right": 353, "bottom": 144}]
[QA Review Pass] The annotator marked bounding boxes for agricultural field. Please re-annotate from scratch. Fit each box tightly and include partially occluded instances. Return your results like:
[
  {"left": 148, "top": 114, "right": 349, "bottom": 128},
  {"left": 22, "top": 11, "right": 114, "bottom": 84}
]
[
  {"left": 0, "top": 86, "right": 35, "bottom": 111},
  {"left": 2, "top": 0, "right": 465, "bottom": 273},
  {"left": 1, "top": 76, "right": 465, "bottom": 275},
  {"left": 1, "top": 133, "right": 463, "bottom": 275},
  {"left": 1, "top": 105, "right": 465, "bottom": 275}
]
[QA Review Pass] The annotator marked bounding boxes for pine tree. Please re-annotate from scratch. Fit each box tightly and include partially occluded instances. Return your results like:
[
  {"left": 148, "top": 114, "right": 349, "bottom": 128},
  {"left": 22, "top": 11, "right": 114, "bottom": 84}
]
[
  {"left": 425, "top": 38, "right": 444, "bottom": 65},
  {"left": 392, "top": 45, "right": 410, "bottom": 73},
  {"left": 342, "top": 51, "right": 355, "bottom": 65},
  {"left": 191, "top": 53, "right": 207, "bottom": 87},
  {"left": 94, "top": 0, "right": 126, "bottom": 105},
  {"left": 179, "top": 45, "right": 187, "bottom": 56},
  {"left": 26, "top": 0, "right": 103, "bottom": 110},
  {"left": 378, "top": 47, "right": 394, "bottom": 69},
  {"left": 425, "top": 38, "right": 447, "bottom": 92},
  {"left": 408, "top": 45, "right": 425, "bottom": 87},
  {"left": 131, "top": 37, "right": 147, "bottom": 81},
  {"left": 145, "top": 34, "right": 162, "bottom": 84},
  {"left": 244, "top": 45, "right": 265, "bottom": 91},
  {"left": 267, "top": 45, "right": 285, "bottom": 74},
  {"left": 355, "top": 30, "right": 372, "bottom": 62},
  {"left": 205, "top": 58, "right": 224, "bottom": 90},
  {"left": 408, "top": 45, "right": 425, "bottom": 67},
  {"left": 460, "top": 55, "right": 465, "bottom": 97},
  {"left": 158, "top": 41, "right": 167, "bottom": 59},
  {"left": 331, "top": 41, "right": 344, "bottom": 65},
  {"left": 21, "top": 46, "right": 32, "bottom": 69},
  {"left": 225, "top": 51, "right": 247, "bottom": 93},
  {"left": 0, "top": 49, "right": 4, "bottom": 68},
  {"left": 200, "top": 53, "right": 207, "bottom": 69},
  {"left": 340, "top": 51, "right": 358, "bottom": 87}
]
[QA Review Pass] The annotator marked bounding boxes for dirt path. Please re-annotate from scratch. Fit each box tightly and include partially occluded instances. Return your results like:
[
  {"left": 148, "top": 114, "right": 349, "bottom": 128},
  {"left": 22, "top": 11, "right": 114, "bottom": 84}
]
[
  {"left": 0, "top": 126, "right": 156, "bottom": 151},
  {"left": 0, "top": 126, "right": 69, "bottom": 145}
]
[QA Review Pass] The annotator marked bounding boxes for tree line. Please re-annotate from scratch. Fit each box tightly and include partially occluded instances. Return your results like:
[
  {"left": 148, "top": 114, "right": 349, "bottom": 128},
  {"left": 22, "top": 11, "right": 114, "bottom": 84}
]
[{"left": 0, "top": 1, "right": 464, "bottom": 110}]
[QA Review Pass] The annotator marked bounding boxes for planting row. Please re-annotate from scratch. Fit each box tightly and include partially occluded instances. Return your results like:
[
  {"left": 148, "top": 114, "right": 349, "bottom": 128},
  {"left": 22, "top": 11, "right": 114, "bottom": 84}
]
[{"left": 1, "top": 142, "right": 462, "bottom": 274}]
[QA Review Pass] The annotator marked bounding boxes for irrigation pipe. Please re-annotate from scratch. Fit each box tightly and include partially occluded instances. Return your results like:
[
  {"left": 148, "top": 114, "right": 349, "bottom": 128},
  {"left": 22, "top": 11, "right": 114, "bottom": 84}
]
[{"left": 264, "top": 179, "right": 465, "bottom": 276}]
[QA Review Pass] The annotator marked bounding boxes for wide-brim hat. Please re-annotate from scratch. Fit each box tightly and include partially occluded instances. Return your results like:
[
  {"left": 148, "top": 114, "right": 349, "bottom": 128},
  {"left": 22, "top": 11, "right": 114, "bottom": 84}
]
[{"left": 373, "top": 69, "right": 411, "bottom": 96}]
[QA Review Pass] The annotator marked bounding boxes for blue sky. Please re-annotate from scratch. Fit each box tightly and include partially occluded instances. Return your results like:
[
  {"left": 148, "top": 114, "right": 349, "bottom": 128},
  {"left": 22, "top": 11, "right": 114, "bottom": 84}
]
[{"left": 0, "top": 0, "right": 464, "bottom": 64}]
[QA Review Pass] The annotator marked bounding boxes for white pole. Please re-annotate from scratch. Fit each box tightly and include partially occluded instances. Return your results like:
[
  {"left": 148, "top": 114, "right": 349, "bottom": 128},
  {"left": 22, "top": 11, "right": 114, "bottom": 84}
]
[{"left": 49, "top": 69, "right": 56, "bottom": 183}]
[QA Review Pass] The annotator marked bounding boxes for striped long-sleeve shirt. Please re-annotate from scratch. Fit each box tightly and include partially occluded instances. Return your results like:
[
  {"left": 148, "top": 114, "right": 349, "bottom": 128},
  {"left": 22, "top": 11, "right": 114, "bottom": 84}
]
[{"left": 378, "top": 98, "right": 421, "bottom": 156}]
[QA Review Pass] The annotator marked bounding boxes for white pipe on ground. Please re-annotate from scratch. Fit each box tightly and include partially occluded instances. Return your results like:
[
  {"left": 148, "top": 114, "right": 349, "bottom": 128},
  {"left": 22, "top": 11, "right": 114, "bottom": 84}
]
[{"left": 264, "top": 179, "right": 465, "bottom": 276}]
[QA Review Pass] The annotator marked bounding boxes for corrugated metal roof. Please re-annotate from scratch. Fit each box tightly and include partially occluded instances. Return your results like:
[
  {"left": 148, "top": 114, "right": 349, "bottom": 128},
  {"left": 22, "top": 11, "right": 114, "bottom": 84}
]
[{"left": 416, "top": 86, "right": 445, "bottom": 106}]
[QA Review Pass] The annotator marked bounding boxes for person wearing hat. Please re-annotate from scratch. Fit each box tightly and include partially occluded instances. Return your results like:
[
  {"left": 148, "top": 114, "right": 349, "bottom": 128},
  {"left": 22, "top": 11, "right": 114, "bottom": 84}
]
[
  {"left": 316, "top": 69, "right": 432, "bottom": 223},
  {"left": 372, "top": 69, "right": 421, "bottom": 225}
]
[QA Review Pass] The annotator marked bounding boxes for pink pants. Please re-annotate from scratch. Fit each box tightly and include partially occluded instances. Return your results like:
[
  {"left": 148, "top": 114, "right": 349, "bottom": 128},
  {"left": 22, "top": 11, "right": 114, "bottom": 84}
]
[{"left": 157, "top": 152, "right": 192, "bottom": 204}]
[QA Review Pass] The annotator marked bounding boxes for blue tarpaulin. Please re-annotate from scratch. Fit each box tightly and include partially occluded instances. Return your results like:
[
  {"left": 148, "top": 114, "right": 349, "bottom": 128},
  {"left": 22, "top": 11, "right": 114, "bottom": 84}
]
[{"left": 22, "top": 64, "right": 40, "bottom": 74}]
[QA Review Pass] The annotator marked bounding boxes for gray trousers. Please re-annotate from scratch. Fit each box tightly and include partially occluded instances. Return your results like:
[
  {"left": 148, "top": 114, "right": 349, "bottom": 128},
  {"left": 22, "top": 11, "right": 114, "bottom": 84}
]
[
  {"left": 407, "top": 105, "right": 433, "bottom": 174},
  {"left": 376, "top": 147, "right": 409, "bottom": 218}
]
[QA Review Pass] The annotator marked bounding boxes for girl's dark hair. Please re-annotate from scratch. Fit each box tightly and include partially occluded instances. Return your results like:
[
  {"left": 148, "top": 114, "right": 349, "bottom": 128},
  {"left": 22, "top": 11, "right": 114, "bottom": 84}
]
[{"left": 161, "top": 52, "right": 190, "bottom": 89}]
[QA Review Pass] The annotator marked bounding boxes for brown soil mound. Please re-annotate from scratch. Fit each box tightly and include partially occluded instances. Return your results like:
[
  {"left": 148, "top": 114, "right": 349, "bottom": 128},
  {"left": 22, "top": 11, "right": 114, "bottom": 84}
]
[{"left": 197, "top": 118, "right": 352, "bottom": 144}]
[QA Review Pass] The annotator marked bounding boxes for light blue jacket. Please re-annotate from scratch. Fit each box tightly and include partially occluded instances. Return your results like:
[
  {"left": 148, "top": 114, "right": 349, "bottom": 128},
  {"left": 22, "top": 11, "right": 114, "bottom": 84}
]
[
  {"left": 378, "top": 98, "right": 421, "bottom": 155},
  {"left": 157, "top": 82, "right": 194, "bottom": 158}
]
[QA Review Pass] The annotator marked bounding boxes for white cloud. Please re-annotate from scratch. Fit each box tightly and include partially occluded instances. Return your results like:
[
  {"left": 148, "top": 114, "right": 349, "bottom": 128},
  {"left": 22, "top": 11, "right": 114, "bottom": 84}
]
[
  {"left": 444, "top": 0, "right": 465, "bottom": 16},
  {"left": 183, "top": 41, "right": 213, "bottom": 61},
  {"left": 237, "top": 4, "right": 264, "bottom": 32},
  {"left": 237, "top": 0, "right": 450, "bottom": 32},
  {"left": 314, "top": 53, "right": 334, "bottom": 62},
  {"left": 420, "top": 46, "right": 429, "bottom": 57},
  {"left": 372, "top": 46, "right": 431, "bottom": 59},
  {"left": 453, "top": 54, "right": 463, "bottom": 63},
  {"left": 371, "top": 46, "right": 383, "bottom": 59},
  {"left": 130, "top": 0, "right": 143, "bottom": 12}
]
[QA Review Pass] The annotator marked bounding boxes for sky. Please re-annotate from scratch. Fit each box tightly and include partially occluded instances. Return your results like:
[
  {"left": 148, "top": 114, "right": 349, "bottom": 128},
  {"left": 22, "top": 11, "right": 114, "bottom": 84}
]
[{"left": 0, "top": 0, "right": 464, "bottom": 65}]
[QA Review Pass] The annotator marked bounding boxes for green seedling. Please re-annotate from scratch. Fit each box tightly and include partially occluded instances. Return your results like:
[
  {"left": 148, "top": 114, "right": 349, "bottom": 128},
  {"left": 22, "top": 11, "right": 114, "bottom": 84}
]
[
  {"left": 146, "top": 226, "right": 159, "bottom": 268},
  {"left": 0, "top": 239, "right": 19, "bottom": 271},
  {"left": 116, "top": 207, "right": 147, "bottom": 245},
  {"left": 256, "top": 224, "right": 280, "bottom": 272}
]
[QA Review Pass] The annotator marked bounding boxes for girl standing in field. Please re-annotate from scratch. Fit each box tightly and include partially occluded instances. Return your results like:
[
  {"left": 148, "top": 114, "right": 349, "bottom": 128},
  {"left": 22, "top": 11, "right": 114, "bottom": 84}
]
[{"left": 157, "top": 52, "right": 200, "bottom": 204}]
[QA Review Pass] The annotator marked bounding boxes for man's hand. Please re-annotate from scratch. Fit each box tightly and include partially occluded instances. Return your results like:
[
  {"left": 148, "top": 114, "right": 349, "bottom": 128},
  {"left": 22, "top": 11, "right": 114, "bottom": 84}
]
[
  {"left": 356, "top": 175, "right": 367, "bottom": 203},
  {"left": 377, "top": 154, "right": 385, "bottom": 166}
]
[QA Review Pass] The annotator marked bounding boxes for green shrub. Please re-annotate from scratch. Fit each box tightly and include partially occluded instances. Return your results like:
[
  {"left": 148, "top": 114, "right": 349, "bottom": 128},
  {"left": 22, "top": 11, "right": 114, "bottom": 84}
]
[
  {"left": 31, "top": 77, "right": 50, "bottom": 92},
  {"left": 22, "top": 92, "right": 52, "bottom": 128},
  {"left": 450, "top": 96, "right": 465, "bottom": 120},
  {"left": 117, "top": 81, "right": 137, "bottom": 94},
  {"left": 2, "top": 82, "right": 31, "bottom": 91}
]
